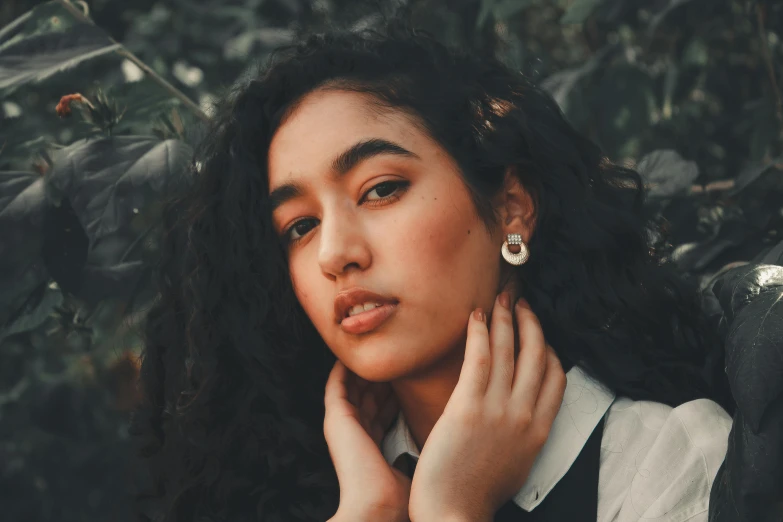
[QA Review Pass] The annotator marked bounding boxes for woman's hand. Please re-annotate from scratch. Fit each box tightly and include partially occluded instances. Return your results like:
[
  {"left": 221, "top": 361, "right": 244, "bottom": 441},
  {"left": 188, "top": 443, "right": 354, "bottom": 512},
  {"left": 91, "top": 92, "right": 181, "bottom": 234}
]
[
  {"left": 408, "top": 294, "right": 567, "bottom": 522},
  {"left": 323, "top": 360, "right": 412, "bottom": 522}
]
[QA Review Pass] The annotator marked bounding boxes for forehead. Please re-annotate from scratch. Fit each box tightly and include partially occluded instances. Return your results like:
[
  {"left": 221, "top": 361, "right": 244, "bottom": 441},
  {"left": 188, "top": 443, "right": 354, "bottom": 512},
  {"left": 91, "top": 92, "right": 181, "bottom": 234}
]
[{"left": 267, "top": 89, "right": 429, "bottom": 183}]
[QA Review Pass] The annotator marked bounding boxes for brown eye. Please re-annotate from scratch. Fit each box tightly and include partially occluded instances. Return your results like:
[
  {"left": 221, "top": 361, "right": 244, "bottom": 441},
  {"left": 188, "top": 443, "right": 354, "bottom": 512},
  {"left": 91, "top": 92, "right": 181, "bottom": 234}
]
[
  {"left": 361, "top": 180, "right": 409, "bottom": 203},
  {"left": 285, "top": 218, "right": 318, "bottom": 243}
]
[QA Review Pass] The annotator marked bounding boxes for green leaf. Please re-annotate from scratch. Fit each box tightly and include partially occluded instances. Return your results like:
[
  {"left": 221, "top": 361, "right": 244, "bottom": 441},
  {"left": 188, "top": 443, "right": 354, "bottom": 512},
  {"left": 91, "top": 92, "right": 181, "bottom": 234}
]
[
  {"left": 43, "top": 136, "right": 193, "bottom": 305},
  {"left": 0, "top": 170, "right": 50, "bottom": 325},
  {"left": 0, "top": 13, "right": 120, "bottom": 91}
]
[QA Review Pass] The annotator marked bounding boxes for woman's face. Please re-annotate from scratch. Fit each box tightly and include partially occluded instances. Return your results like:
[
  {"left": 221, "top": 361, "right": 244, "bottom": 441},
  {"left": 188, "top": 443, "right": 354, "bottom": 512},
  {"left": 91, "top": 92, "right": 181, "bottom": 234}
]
[{"left": 267, "top": 89, "right": 507, "bottom": 382}]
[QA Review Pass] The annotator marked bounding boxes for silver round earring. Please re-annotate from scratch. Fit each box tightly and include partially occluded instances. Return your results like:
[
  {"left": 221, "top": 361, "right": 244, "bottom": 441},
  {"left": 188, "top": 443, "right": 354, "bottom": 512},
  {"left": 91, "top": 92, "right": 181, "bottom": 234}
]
[{"left": 501, "top": 233, "right": 529, "bottom": 266}]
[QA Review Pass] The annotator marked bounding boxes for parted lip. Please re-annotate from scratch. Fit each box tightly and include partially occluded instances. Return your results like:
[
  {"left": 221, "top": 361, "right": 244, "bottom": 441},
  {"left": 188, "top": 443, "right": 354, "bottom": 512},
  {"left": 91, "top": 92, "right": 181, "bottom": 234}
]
[{"left": 334, "top": 288, "right": 398, "bottom": 323}]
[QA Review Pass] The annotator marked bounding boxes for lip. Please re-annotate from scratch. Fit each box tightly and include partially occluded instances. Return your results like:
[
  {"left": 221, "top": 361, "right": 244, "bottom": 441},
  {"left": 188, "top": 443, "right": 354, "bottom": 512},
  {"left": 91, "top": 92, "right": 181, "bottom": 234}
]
[
  {"left": 340, "top": 302, "right": 398, "bottom": 335},
  {"left": 334, "top": 288, "right": 398, "bottom": 330}
]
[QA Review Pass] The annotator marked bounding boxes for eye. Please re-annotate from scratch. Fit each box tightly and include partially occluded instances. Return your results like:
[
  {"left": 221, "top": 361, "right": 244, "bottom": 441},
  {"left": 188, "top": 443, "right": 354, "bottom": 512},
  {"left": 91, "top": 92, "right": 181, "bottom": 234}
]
[
  {"left": 361, "top": 180, "right": 409, "bottom": 205},
  {"left": 285, "top": 218, "right": 318, "bottom": 243}
]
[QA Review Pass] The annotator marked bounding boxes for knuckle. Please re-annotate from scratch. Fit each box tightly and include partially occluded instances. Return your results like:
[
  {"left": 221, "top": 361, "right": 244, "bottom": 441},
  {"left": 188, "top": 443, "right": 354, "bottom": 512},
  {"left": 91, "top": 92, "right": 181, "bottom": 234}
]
[
  {"left": 473, "top": 352, "right": 491, "bottom": 371},
  {"left": 530, "top": 425, "right": 549, "bottom": 447},
  {"left": 485, "top": 404, "right": 506, "bottom": 423},
  {"left": 515, "top": 409, "right": 534, "bottom": 429}
]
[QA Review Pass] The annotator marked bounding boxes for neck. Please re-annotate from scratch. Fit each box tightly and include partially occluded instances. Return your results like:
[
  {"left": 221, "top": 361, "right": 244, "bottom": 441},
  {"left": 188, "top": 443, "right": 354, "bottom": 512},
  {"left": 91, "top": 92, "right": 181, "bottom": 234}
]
[{"left": 389, "top": 336, "right": 466, "bottom": 452}]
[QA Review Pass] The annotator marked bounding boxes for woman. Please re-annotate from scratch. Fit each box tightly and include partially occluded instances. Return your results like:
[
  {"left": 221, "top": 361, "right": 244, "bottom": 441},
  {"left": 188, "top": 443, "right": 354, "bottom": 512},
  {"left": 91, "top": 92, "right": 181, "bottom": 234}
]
[{"left": 131, "top": 18, "right": 733, "bottom": 522}]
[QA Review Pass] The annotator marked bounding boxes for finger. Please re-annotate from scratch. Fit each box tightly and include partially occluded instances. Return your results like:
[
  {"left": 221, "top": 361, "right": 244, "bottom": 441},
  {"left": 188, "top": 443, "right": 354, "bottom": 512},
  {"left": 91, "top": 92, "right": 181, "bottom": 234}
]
[
  {"left": 324, "top": 360, "right": 349, "bottom": 409},
  {"left": 323, "top": 389, "right": 388, "bottom": 484},
  {"left": 486, "top": 292, "right": 516, "bottom": 400},
  {"left": 532, "top": 345, "right": 566, "bottom": 427},
  {"left": 452, "top": 308, "right": 491, "bottom": 400},
  {"left": 510, "top": 299, "right": 548, "bottom": 409}
]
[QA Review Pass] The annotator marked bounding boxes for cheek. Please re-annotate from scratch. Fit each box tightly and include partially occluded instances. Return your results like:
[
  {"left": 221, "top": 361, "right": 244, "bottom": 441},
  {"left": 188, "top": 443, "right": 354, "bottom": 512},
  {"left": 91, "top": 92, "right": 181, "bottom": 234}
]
[
  {"left": 389, "top": 193, "right": 497, "bottom": 310},
  {"left": 410, "top": 194, "right": 491, "bottom": 269}
]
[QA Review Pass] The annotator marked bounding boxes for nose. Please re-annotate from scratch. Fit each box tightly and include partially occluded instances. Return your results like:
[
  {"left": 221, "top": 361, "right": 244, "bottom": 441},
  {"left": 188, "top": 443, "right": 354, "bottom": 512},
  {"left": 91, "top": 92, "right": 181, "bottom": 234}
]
[{"left": 317, "top": 206, "right": 372, "bottom": 279}]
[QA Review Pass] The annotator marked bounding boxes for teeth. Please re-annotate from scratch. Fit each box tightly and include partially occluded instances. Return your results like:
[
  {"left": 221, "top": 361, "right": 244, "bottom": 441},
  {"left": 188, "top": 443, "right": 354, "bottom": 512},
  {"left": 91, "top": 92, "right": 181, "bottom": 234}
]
[{"left": 347, "top": 302, "right": 382, "bottom": 317}]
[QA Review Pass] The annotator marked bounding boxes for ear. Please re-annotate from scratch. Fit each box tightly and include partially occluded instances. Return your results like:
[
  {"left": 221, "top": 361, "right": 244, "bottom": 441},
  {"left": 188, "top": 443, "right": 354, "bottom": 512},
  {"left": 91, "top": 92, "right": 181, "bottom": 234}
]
[{"left": 495, "top": 166, "right": 536, "bottom": 244}]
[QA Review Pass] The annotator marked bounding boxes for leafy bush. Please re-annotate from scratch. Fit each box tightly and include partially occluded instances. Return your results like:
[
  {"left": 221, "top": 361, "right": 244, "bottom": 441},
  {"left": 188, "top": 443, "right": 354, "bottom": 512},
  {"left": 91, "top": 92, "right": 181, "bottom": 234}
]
[{"left": 0, "top": 1, "right": 781, "bottom": 521}]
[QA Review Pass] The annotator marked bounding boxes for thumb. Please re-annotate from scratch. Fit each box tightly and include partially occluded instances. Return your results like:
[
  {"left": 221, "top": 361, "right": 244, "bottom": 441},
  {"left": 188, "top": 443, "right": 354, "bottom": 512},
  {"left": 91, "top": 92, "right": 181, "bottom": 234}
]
[{"left": 324, "top": 362, "right": 389, "bottom": 479}]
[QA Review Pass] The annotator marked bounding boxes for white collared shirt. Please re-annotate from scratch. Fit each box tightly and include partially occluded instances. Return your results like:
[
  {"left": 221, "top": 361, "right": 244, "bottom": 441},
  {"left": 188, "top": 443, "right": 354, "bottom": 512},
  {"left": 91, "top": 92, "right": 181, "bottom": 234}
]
[{"left": 381, "top": 365, "right": 732, "bottom": 522}]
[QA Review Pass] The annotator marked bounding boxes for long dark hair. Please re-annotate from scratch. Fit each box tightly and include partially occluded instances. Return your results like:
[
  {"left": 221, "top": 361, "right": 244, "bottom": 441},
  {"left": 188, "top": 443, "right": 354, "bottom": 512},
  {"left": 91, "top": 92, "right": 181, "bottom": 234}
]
[{"left": 130, "top": 17, "right": 729, "bottom": 522}]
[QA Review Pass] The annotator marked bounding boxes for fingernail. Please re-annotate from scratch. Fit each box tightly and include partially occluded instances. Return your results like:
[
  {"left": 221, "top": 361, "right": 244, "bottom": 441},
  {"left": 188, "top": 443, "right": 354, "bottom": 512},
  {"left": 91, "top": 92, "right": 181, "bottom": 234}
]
[
  {"left": 497, "top": 292, "right": 510, "bottom": 309},
  {"left": 516, "top": 298, "right": 529, "bottom": 311},
  {"left": 473, "top": 308, "right": 485, "bottom": 322}
]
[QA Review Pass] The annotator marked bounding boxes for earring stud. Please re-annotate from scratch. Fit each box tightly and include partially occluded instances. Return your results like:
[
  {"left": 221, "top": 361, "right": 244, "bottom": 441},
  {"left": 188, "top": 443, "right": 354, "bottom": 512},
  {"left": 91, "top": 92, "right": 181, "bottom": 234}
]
[{"left": 501, "top": 233, "right": 529, "bottom": 265}]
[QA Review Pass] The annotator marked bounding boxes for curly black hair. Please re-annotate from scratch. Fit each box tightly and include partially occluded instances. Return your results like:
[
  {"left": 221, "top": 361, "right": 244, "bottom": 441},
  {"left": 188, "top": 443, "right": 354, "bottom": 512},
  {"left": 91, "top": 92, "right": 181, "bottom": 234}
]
[{"left": 130, "top": 16, "right": 732, "bottom": 522}]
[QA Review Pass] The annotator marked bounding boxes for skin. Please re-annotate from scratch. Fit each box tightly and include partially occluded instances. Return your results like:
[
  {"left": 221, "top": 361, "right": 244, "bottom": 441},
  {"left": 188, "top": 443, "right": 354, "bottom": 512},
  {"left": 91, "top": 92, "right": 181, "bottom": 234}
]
[{"left": 268, "top": 88, "right": 552, "bottom": 520}]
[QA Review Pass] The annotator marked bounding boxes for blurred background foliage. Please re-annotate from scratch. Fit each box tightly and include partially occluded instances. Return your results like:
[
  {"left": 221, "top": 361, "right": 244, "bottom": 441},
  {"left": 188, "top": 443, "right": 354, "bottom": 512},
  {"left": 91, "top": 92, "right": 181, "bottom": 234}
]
[{"left": 1, "top": 0, "right": 782, "bottom": 521}]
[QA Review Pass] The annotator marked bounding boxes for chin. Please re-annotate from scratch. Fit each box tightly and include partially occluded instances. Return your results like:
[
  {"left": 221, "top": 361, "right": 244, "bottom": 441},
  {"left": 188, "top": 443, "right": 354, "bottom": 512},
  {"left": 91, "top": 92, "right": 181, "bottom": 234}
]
[
  {"left": 345, "top": 340, "right": 446, "bottom": 384},
  {"left": 333, "top": 342, "right": 408, "bottom": 383},
  {"left": 347, "top": 359, "right": 409, "bottom": 383}
]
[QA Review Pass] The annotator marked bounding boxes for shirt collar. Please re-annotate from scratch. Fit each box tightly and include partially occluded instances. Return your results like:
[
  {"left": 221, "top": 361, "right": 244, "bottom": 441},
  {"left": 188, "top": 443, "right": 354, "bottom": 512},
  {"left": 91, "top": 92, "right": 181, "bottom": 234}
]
[{"left": 381, "top": 364, "right": 616, "bottom": 511}]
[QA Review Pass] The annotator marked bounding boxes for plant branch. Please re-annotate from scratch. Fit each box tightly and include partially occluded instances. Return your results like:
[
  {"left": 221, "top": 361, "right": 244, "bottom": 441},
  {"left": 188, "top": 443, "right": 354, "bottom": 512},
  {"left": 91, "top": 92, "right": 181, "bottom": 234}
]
[
  {"left": 756, "top": 2, "right": 783, "bottom": 148},
  {"left": 55, "top": 0, "right": 209, "bottom": 123},
  {"left": 689, "top": 179, "right": 736, "bottom": 194}
]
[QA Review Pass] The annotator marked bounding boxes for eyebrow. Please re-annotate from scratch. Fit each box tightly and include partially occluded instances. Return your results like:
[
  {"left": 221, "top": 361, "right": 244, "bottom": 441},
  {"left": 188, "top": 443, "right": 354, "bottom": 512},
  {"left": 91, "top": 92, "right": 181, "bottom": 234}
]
[{"left": 268, "top": 138, "right": 419, "bottom": 213}]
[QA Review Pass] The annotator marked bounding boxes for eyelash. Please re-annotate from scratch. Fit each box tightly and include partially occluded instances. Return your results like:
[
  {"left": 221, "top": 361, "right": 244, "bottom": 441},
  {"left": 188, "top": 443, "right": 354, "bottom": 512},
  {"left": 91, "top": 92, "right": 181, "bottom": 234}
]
[{"left": 283, "top": 180, "right": 410, "bottom": 245}]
